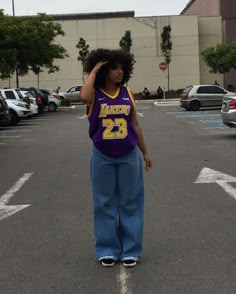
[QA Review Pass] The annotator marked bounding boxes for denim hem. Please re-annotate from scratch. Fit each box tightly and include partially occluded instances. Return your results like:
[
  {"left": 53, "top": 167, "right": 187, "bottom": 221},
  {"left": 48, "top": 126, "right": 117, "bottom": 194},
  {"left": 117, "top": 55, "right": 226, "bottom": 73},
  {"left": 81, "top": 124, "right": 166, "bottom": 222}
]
[
  {"left": 121, "top": 256, "right": 140, "bottom": 262},
  {"left": 98, "top": 255, "right": 119, "bottom": 261}
]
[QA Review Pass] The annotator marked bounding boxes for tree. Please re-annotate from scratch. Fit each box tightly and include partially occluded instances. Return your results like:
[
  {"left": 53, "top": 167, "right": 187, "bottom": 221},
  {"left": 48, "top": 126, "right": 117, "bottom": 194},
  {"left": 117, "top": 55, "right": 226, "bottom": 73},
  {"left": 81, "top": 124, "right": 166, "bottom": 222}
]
[
  {"left": 160, "top": 25, "right": 172, "bottom": 91},
  {"left": 0, "top": 11, "right": 69, "bottom": 87},
  {"left": 202, "top": 41, "right": 236, "bottom": 74},
  {"left": 76, "top": 38, "right": 90, "bottom": 83},
  {"left": 119, "top": 30, "right": 136, "bottom": 67}
]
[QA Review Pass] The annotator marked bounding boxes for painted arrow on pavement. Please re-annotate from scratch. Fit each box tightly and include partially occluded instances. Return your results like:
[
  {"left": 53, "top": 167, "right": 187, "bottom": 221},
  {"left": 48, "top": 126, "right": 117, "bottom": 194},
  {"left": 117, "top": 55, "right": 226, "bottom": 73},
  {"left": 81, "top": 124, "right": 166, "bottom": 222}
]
[
  {"left": 0, "top": 173, "right": 33, "bottom": 222},
  {"left": 195, "top": 167, "right": 236, "bottom": 200}
]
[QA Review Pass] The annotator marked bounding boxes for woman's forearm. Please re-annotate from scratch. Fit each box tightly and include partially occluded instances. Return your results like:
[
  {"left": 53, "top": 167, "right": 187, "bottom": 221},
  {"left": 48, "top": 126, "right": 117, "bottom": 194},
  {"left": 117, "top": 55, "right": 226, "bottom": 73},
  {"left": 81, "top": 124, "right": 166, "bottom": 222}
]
[{"left": 79, "top": 71, "right": 96, "bottom": 104}]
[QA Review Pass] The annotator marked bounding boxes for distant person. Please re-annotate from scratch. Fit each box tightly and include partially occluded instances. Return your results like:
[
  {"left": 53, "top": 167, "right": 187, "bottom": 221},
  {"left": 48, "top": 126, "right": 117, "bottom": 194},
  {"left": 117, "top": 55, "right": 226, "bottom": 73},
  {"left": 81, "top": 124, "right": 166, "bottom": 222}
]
[
  {"left": 143, "top": 87, "right": 150, "bottom": 97},
  {"left": 157, "top": 86, "right": 163, "bottom": 98},
  {"left": 227, "top": 84, "right": 234, "bottom": 92},
  {"left": 213, "top": 80, "right": 219, "bottom": 86},
  {"left": 54, "top": 86, "right": 60, "bottom": 94}
]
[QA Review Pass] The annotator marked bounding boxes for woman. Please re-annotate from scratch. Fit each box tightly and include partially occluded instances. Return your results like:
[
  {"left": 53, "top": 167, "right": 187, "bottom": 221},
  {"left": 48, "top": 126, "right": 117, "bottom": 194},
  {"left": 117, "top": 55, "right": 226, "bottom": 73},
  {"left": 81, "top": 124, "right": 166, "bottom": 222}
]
[{"left": 80, "top": 48, "right": 152, "bottom": 267}]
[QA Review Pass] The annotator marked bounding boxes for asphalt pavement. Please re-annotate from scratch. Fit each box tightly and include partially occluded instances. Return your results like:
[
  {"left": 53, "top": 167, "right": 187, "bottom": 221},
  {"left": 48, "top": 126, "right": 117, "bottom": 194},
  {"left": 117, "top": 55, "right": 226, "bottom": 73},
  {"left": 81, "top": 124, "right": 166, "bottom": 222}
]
[{"left": 0, "top": 102, "right": 235, "bottom": 294}]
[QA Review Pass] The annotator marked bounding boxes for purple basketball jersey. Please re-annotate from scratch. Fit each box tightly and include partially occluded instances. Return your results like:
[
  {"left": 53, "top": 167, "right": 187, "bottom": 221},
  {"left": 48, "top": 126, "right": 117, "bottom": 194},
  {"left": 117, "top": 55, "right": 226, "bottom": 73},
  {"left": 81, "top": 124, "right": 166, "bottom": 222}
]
[{"left": 88, "top": 86, "right": 138, "bottom": 157}]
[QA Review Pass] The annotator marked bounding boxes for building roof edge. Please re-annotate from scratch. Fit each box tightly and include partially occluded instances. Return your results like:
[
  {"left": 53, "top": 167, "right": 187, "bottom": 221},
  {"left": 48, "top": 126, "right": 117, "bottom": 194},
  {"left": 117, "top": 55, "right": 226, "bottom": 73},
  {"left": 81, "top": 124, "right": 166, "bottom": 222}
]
[
  {"left": 41, "top": 11, "right": 135, "bottom": 20},
  {"left": 180, "top": 0, "right": 196, "bottom": 15}
]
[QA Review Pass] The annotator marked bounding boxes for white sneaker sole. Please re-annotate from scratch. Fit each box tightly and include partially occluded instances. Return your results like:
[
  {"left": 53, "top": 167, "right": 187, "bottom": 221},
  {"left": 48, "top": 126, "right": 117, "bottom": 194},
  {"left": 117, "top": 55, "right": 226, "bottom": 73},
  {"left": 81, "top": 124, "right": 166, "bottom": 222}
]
[
  {"left": 101, "top": 261, "right": 115, "bottom": 267},
  {"left": 123, "top": 261, "right": 137, "bottom": 267}
]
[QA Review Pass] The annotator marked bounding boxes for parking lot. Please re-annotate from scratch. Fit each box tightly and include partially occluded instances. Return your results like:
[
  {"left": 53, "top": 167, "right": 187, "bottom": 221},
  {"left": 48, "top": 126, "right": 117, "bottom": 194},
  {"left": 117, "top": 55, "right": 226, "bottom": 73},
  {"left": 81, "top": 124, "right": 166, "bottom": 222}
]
[
  {"left": 162, "top": 104, "right": 235, "bottom": 133},
  {"left": 0, "top": 101, "right": 235, "bottom": 294}
]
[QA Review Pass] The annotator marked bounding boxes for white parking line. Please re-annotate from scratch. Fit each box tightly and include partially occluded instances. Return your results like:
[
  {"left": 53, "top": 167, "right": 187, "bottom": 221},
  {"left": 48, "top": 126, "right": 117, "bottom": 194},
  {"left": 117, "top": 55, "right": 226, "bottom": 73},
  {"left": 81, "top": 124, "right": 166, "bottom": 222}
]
[
  {"left": 174, "top": 114, "right": 220, "bottom": 117},
  {"left": 198, "top": 120, "right": 222, "bottom": 123},
  {"left": 20, "top": 139, "right": 39, "bottom": 141},
  {"left": 117, "top": 264, "right": 132, "bottom": 294},
  {"left": 0, "top": 129, "right": 32, "bottom": 133},
  {"left": 137, "top": 113, "right": 144, "bottom": 117},
  {"left": 76, "top": 115, "right": 87, "bottom": 119},
  {"left": 0, "top": 135, "right": 21, "bottom": 138},
  {"left": 32, "top": 118, "right": 54, "bottom": 121}
]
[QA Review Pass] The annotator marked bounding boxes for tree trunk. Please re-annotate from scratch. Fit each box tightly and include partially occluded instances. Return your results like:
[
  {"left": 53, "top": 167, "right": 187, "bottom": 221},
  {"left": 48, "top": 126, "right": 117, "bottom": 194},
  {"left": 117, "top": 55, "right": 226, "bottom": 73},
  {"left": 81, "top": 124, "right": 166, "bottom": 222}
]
[
  {"left": 37, "top": 73, "right": 40, "bottom": 88},
  {"left": 167, "top": 64, "right": 170, "bottom": 91}
]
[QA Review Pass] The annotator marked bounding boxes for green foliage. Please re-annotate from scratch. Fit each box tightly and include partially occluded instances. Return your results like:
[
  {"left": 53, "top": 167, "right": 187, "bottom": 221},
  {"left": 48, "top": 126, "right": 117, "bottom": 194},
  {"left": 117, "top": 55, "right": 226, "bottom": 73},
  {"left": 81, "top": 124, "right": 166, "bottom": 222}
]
[
  {"left": 76, "top": 38, "right": 90, "bottom": 82},
  {"left": 119, "top": 30, "right": 132, "bottom": 52},
  {"left": 60, "top": 97, "right": 71, "bottom": 106},
  {"left": 202, "top": 41, "right": 236, "bottom": 74},
  {"left": 160, "top": 25, "right": 172, "bottom": 64},
  {"left": 0, "top": 11, "right": 69, "bottom": 81},
  {"left": 119, "top": 30, "right": 136, "bottom": 67}
]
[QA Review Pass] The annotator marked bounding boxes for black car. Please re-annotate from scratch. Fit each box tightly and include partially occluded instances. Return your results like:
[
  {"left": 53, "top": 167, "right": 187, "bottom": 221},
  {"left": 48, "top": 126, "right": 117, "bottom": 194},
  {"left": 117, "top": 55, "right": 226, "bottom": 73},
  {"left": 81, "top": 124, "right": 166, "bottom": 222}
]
[
  {"left": 0, "top": 94, "right": 10, "bottom": 126},
  {"left": 20, "top": 87, "right": 48, "bottom": 113}
]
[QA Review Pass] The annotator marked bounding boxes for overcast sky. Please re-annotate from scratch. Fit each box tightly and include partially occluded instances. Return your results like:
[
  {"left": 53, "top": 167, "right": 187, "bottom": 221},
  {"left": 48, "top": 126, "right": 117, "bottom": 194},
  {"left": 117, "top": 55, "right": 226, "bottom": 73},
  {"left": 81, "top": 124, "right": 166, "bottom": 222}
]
[{"left": 1, "top": 0, "right": 189, "bottom": 17}]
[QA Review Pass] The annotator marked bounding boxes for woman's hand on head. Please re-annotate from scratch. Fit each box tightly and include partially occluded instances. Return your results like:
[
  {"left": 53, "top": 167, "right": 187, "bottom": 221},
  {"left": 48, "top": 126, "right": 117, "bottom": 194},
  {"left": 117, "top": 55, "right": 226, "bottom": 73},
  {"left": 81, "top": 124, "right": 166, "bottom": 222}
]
[{"left": 92, "top": 60, "right": 108, "bottom": 74}]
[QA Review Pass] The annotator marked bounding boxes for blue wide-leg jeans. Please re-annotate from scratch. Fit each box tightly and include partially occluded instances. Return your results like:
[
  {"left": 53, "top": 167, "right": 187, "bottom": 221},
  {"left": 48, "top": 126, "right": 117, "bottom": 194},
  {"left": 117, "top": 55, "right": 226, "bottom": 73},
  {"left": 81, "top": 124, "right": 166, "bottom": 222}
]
[{"left": 90, "top": 146, "right": 144, "bottom": 261}]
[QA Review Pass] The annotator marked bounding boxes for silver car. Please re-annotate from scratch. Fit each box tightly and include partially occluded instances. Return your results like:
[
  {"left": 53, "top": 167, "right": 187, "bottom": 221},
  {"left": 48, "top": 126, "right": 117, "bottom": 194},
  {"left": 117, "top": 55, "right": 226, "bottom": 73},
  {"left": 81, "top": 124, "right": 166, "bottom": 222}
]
[
  {"left": 221, "top": 95, "right": 236, "bottom": 128},
  {"left": 59, "top": 85, "right": 82, "bottom": 102},
  {"left": 180, "top": 85, "right": 235, "bottom": 111}
]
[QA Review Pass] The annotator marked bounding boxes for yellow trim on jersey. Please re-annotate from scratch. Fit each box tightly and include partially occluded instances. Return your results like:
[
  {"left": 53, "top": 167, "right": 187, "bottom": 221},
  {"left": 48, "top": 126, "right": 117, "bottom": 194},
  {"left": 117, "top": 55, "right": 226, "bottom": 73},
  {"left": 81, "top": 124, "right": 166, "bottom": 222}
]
[
  {"left": 126, "top": 87, "right": 136, "bottom": 110},
  {"left": 100, "top": 87, "right": 120, "bottom": 99}
]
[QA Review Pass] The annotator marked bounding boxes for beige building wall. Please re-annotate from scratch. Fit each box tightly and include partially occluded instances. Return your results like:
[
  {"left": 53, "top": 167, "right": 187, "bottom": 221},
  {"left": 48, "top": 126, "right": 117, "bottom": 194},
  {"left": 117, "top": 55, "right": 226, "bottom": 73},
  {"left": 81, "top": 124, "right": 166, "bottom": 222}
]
[
  {"left": 1, "top": 13, "right": 222, "bottom": 93},
  {"left": 198, "top": 16, "right": 223, "bottom": 85},
  {"left": 181, "top": 0, "right": 221, "bottom": 16}
]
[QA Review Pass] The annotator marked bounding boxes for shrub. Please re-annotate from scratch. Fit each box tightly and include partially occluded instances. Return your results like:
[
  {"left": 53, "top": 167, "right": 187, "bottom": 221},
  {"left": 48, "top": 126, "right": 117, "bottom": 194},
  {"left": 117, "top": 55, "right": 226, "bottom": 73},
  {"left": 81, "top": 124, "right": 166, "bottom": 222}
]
[{"left": 61, "top": 98, "right": 71, "bottom": 106}]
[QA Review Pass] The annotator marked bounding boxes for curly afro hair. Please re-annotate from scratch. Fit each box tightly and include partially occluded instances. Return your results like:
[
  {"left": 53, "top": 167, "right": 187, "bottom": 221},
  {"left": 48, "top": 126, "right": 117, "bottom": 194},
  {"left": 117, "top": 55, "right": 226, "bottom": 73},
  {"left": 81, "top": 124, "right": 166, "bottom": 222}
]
[{"left": 84, "top": 48, "right": 134, "bottom": 88}]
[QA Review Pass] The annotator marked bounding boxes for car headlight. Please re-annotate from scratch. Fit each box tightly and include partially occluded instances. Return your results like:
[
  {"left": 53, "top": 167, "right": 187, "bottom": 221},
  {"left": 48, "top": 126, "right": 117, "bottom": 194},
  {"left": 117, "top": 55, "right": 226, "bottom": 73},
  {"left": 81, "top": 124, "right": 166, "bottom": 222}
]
[{"left": 12, "top": 101, "right": 26, "bottom": 108}]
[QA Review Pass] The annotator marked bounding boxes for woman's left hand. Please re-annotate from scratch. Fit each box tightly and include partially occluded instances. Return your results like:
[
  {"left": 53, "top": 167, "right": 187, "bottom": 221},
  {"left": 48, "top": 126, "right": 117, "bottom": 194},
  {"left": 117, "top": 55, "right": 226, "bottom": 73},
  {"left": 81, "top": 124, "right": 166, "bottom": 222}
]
[{"left": 143, "top": 153, "right": 152, "bottom": 172}]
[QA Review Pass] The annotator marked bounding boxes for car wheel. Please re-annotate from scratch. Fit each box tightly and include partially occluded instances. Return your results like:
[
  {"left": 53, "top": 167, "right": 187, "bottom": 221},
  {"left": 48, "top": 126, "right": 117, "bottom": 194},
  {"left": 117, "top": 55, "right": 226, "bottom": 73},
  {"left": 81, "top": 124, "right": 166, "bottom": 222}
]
[
  {"left": 48, "top": 102, "right": 57, "bottom": 112},
  {"left": 9, "top": 109, "right": 20, "bottom": 125},
  {"left": 189, "top": 100, "right": 200, "bottom": 111}
]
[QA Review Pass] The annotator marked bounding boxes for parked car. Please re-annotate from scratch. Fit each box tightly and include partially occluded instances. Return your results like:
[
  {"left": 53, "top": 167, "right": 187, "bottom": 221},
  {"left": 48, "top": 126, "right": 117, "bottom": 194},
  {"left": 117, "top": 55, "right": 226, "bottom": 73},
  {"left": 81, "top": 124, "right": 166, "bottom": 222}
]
[
  {"left": 39, "top": 89, "right": 61, "bottom": 112},
  {"left": 20, "top": 91, "right": 38, "bottom": 115},
  {"left": 180, "top": 85, "right": 236, "bottom": 111},
  {"left": 20, "top": 87, "right": 48, "bottom": 113},
  {"left": 59, "top": 85, "right": 82, "bottom": 102},
  {"left": 0, "top": 94, "right": 10, "bottom": 126},
  {"left": 221, "top": 94, "right": 236, "bottom": 128},
  {"left": 5, "top": 99, "right": 31, "bottom": 125},
  {"left": 0, "top": 88, "right": 30, "bottom": 106}
]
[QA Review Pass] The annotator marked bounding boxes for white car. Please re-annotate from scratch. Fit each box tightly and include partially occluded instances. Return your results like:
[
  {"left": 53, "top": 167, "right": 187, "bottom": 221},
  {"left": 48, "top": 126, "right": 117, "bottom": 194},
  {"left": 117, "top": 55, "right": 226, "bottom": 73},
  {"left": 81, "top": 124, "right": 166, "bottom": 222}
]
[
  {"left": 39, "top": 89, "right": 61, "bottom": 112},
  {"left": 221, "top": 94, "right": 236, "bottom": 128},
  {"left": 20, "top": 91, "right": 38, "bottom": 115},
  {"left": 59, "top": 85, "right": 82, "bottom": 102},
  {"left": 6, "top": 99, "right": 31, "bottom": 125}
]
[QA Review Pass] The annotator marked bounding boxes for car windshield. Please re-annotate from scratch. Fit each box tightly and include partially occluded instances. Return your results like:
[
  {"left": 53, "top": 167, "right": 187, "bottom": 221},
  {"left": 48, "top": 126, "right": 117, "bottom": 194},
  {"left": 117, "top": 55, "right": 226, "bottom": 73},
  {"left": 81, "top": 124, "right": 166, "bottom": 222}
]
[{"left": 25, "top": 91, "right": 34, "bottom": 98}]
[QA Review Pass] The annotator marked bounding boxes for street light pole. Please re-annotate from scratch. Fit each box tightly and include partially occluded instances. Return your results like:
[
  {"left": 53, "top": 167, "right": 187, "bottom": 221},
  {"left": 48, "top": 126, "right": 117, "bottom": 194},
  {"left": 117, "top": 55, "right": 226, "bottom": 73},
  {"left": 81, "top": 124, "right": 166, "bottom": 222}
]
[{"left": 12, "top": 0, "right": 15, "bottom": 16}]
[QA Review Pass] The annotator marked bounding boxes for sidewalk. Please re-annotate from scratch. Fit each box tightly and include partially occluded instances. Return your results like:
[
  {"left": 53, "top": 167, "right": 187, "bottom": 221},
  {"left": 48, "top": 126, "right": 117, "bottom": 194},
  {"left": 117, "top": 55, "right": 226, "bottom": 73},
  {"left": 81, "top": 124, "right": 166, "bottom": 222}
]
[{"left": 58, "top": 98, "right": 180, "bottom": 110}]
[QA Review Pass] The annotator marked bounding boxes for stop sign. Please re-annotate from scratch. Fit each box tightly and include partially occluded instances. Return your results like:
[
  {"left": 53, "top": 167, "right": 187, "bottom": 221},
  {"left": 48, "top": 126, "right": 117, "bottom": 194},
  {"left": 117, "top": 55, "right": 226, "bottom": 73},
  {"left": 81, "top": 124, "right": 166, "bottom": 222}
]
[{"left": 159, "top": 62, "right": 168, "bottom": 71}]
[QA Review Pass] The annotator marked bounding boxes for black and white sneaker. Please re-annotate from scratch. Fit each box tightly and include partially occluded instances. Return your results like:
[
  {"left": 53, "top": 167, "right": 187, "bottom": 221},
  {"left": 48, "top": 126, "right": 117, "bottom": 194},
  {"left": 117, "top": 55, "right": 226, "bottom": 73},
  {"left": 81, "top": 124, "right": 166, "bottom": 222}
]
[
  {"left": 123, "top": 259, "right": 137, "bottom": 267},
  {"left": 101, "top": 258, "right": 115, "bottom": 267}
]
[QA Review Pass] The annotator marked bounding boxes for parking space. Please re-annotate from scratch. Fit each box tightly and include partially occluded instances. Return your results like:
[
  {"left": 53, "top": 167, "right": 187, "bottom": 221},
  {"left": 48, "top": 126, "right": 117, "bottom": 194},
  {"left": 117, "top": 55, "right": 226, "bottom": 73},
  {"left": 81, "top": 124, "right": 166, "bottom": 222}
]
[
  {"left": 159, "top": 104, "right": 236, "bottom": 134},
  {"left": 0, "top": 113, "right": 56, "bottom": 145}
]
